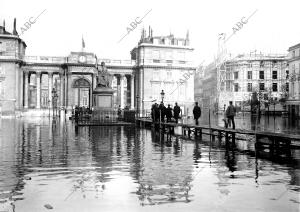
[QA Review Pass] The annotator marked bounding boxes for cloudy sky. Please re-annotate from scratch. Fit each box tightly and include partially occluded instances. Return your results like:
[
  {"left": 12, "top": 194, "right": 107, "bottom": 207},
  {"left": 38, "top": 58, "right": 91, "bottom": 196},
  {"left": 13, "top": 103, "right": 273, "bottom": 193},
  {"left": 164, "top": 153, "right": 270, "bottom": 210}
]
[{"left": 1, "top": 0, "right": 300, "bottom": 64}]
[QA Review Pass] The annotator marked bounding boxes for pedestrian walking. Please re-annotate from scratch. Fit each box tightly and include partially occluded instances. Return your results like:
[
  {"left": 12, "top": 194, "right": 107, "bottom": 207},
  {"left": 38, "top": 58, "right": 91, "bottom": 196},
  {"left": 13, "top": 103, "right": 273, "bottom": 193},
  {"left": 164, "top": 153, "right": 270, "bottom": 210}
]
[
  {"left": 193, "top": 102, "right": 201, "bottom": 125},
  {"left": 166, "top": 104, "right": 173, "bottom": 122},
  {"left": 173, "top": 102, "right": 180, "bottom": 124},
  {"left": 226, "top": 101, "right": 236, "bottom": 129}
]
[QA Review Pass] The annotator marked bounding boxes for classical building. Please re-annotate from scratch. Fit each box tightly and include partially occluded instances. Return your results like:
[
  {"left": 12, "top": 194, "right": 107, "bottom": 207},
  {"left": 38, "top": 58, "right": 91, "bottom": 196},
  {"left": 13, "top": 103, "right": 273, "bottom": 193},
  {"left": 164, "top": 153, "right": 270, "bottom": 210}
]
[
  {"left": 131, "top": 27, "right": 196, "bottom": 115},
  {"left": 286, "top": 43, "right": 300, "bottom": 117},
  {"left": 0, "top": 21, "right": 195, "bottom": 116},
  {"left": 195, "top": 53, "right": 289, "bottom": 111}
]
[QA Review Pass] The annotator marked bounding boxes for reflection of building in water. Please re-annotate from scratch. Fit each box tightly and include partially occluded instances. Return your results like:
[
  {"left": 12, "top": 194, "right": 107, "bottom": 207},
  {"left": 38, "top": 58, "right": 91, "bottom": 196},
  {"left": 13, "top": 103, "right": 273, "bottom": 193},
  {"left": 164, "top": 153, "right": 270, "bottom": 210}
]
[
  {"left": 130, "top": 130, "right": 196, "bottom": 205},
  {"left": 89, "top": 126, "right": 114, "bottom": 176}
]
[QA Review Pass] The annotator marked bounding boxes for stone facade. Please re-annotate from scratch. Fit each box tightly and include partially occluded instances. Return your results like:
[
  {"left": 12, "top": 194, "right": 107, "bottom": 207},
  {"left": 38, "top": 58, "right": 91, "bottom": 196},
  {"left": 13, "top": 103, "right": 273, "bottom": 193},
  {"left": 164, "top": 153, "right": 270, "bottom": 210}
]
[
  {"left": 286, "top": 43, "right": 300, "bottom": 117},
  {"left": 0, "top": 22, "right": 195, "bottom": 116},
  {"left": 131, "top": 27, "right": 196, "bottom": 115}
]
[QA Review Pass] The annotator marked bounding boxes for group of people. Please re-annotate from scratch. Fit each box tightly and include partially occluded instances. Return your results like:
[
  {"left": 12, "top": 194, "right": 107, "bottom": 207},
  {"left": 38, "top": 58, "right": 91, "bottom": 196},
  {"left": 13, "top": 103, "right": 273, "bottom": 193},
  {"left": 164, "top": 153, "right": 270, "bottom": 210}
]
[
  {"left": 192, "top": 101, "right": 236, "bottom": 129},
  {"left": 151, "top": 102, "right": 181, "bottom": 123},
  {"left": 150, "top": 101, "right": 236, "bottom": 129}
]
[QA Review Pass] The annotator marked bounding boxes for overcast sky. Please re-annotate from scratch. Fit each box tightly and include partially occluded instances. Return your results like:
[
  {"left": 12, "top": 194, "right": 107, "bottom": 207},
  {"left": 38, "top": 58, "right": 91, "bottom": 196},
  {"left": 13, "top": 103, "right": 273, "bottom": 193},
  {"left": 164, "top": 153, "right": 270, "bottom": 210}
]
[{"left": 1, "top": 0, "right": 300, "bottom": 64}]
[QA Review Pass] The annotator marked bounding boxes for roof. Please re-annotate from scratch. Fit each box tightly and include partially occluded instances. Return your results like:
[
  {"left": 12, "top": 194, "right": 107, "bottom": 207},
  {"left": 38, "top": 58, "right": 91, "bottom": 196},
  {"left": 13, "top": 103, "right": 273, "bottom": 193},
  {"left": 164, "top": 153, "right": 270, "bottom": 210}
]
[{"left": 288, "top": 43, "right": 300, "bottom": 51}]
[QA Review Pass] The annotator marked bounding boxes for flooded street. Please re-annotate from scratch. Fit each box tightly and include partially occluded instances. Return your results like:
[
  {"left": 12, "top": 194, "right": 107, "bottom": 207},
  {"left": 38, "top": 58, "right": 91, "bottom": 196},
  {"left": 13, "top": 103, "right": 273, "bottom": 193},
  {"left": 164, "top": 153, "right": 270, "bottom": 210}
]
[{"left": 0, "top": 118, "right": 299, "bottom": 212}]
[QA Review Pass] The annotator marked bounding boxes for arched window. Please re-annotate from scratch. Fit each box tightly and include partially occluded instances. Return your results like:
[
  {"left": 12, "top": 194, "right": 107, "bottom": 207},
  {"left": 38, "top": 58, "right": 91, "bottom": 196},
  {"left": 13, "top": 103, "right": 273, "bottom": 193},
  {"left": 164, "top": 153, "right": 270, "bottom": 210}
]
[
  {"left": 73, "top": 78, "right": 90, "bottom": 107},
  {"left": 73, "top": 78, "right": 90, "bottom": 88}
]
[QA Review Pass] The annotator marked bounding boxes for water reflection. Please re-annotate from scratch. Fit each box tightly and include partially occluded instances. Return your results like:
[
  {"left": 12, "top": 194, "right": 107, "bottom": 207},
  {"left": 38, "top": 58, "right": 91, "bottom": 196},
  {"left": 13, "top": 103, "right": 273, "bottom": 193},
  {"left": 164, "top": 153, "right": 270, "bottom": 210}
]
[{"left": 0, "top": 118, "right": 299, "bottom": 211}]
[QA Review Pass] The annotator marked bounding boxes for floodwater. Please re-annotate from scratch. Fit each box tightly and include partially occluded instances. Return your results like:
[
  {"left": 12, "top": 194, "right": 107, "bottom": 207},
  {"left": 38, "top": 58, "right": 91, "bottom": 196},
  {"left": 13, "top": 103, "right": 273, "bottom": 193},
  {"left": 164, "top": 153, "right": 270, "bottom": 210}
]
[
  {"left": 0, "top": 118, "right": 299, "bottom": 212},
  {"left": 183, "top": 112, "right": 300, "bottom": 135}
]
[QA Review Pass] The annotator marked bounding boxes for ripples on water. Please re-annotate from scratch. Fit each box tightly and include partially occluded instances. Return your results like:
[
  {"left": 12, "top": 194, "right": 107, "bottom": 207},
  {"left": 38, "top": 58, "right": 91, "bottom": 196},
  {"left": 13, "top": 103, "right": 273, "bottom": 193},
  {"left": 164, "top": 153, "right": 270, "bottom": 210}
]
[{"left": 0, "top": 118, "right": 299, "bottom": 212}]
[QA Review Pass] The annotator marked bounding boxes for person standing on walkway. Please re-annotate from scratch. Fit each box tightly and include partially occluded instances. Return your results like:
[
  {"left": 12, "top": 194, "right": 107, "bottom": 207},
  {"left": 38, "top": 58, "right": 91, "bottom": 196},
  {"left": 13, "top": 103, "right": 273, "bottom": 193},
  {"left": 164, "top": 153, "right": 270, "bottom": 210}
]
[
  {"left": 159, "top": 102, "right": 166, "bottom": 122},
  {"left": 226, "top": 101, "right": 236, "bottom": 129},
  {"left": 173, "top": 102, "right": 180, "bottom": 124},
  {"left": 166, "top": 104, "right": 173, "bottom": 122},
  {"left": 193, "top": 102, "right": 201, "bottom": 125},
  {"left": 154, "top": 103, "right": 159, "bottom": 122}
]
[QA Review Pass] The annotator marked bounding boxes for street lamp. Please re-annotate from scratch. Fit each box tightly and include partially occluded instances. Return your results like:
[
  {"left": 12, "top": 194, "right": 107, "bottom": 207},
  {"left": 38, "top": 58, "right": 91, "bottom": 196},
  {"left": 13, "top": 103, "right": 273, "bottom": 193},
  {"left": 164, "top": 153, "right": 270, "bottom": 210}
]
[
  {"left": 160, "top": 90, "right": 165, "bottom": 103},
  {"left": 52, "top": 88, "right": 58, "bottom": 116},
  {"left": 136, "top": 95, "right": 140, "bottom": 118}
]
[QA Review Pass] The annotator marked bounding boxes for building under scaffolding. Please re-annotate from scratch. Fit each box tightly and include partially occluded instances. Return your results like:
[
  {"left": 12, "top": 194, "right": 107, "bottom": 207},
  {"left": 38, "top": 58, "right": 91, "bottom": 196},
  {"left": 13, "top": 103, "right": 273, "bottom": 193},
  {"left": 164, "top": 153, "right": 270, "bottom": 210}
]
[{"left": 195, "top": 53, "right": 289, "bottom": 112}]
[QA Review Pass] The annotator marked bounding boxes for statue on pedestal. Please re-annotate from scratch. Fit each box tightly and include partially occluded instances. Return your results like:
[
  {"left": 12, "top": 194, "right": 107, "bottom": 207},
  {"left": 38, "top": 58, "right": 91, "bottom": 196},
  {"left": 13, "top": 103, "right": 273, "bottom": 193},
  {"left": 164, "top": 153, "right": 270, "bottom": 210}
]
[
  {"left": 96, "top": 62, "right": 112, "bottom": 88},
  {"left": 93, "top": 61, "right": 115, "bottom": 110}
]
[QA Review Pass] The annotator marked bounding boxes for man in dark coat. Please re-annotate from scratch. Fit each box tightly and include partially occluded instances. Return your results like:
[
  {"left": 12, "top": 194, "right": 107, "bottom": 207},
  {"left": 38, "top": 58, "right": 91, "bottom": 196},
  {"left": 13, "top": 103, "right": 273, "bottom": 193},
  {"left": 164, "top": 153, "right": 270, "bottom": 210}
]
[
  {"left": 173, "top": 102, "right": 180, "bottom": 123},
  {"left": 226, "top": 101, "right": 236, "bottom": 129},
  {"left": 151, "top": 104, "right": 155, "bottom": 121},
  {"left": 166, "top": 104, "right": 173, "bottom": 122},
  {"left": 154, "top": 103, "right": 160, "bottom": 122},
  {"left": 159, "top": 102, "right": 166, "bottom": 122},
  {"left": 193, "top": 102, "right": 201, "bottom": 125}
]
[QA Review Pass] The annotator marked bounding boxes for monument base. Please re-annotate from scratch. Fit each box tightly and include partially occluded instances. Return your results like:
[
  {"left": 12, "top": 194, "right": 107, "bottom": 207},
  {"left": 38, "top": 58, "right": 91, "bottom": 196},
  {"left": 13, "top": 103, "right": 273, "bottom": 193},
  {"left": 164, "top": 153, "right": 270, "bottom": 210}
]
[
  {"left": 92, "top": 87, "right": 116, "bottom": 122},
  {"left": 93, "top": 87, "right": 115, "bottom": 109}
]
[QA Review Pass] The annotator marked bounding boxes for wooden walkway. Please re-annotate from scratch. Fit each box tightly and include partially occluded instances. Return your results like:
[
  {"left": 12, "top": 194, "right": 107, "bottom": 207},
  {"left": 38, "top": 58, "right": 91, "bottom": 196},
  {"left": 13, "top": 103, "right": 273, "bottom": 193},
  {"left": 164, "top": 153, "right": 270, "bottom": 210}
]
[{"left": 136, "top": 118, "right": 300, "bottom": 149}]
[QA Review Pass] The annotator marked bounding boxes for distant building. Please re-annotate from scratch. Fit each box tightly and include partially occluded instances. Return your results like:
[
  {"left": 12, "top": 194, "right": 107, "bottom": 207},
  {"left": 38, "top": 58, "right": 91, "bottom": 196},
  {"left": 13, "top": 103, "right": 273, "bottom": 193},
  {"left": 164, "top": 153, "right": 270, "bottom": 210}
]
[
  {"left": 286, "top": 43, "right": 300, "bottom": 118},
  {"left": 196, "top": 53, "right": 289, "bottom": 111},
  {"left": 131, "top": 27, "right": 196, "bottom": 115},
  {"left": 194, "top": 63, "right": 218, "bottom": 111}
]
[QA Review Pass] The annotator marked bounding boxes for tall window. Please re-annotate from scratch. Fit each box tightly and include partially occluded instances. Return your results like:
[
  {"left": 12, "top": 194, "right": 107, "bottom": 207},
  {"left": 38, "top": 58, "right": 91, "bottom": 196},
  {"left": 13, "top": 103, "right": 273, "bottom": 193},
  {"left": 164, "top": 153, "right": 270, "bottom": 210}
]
[
  {"left": 234, "top": 83, "right": 239, "bottom": 92},
  {"left": 272, "top": 83, "right": 278, "bottom": 92},
  {"left": 259, "top": 83, "right": 265, "bottom": 91},
  {"left": 247, "top": 83, "right": 252, "bottom": 92},
  {"left": 153, "top": 50, "right": 160, "bottom": 59},
  {"left": 226, "top": 82, "right": 230, "bottom": 91},
  {"left": 286, "top": 70, "right": 289, "bottom": 79},
  {"left": 247, "top": 71, "right": 252, "bottom": 79},
  {"left": 286, "top": 82, "right": 289, "bottom": 92},
  {"left": 259, "top": 71, "right": 264, "bottom": 79},
  {"left": 153, "top": 70, "right": 159, "bottom": 80},
  {"left": 220, "top": 82, "right": 225, "bottom": 91},
  {"left": 234, "top": 72, "right": 239, "bottom": 79},
  {"left": 272, "top": 70, "right": 277, "bottom": 79},
  {"left": 167, "top": 70, "right": 172, "bottom": 78}
]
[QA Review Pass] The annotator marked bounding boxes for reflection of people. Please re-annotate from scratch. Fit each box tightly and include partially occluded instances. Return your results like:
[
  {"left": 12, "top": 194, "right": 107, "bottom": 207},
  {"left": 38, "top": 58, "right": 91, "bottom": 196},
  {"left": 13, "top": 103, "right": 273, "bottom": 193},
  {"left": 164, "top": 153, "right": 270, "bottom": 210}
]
[{"left": 226, "top": 101, "right": 236, "bottom": 129}]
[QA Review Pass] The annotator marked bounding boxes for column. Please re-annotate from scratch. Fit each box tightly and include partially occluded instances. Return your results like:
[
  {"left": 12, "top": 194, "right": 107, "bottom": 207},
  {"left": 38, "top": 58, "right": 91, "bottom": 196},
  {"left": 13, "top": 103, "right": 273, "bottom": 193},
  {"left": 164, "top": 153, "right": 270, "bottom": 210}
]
[
  {"left": 36, "top": 72, "right": 41, "bottom": 109},
  {"left": 59, "top": 73, "right": 64, "bottom": 107},
  {"left": 24, "top": 71, "right": 29, "bottom": 109},
  {"left": 93, "top": 73, "right": 97, "bottom": 89},
  {"left": 67, "top": 73, "right": 72, "bottom": 109},
  {"left": 48, "top": 72, "right": 53, "bottom": 108},
  {"left": 139, "top": 69, "right": 144, "bottom": 112},
  {"left": 120, "top": 74, "right": 124, "bottom": 108},
  {"left": 131, "top": 75, "right": 134, "bottom": 109}
]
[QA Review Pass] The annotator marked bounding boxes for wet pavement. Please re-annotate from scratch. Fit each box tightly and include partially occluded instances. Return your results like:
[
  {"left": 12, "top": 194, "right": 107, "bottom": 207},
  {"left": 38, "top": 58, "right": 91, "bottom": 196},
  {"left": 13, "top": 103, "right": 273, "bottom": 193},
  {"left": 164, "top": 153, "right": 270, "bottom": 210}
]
[{"left": 0, "top": 118, "right": 299, "bottom": 212}]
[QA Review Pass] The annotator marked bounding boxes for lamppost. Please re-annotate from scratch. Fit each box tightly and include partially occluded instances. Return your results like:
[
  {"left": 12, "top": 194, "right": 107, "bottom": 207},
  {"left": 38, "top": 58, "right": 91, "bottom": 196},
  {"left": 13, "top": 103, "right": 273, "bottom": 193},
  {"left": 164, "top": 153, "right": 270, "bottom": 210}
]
[
  {"left": 160, "top": 90, "right": 165, "bottom": 103},
  {"left": 136, "top": 95, "right": 140, "bottom": 118},
  {"left": 52, "top": 88, "right": 58, "bottom": 116}
]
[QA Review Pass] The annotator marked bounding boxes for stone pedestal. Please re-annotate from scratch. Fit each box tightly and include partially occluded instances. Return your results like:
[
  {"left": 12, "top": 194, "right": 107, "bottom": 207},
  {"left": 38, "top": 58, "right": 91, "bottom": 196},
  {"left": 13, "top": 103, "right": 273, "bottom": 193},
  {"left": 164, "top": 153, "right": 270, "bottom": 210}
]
[
  {"left": 93, "top": 87, "right": 115, "bottom": 109},
  {"left": 92, "top": 87, "right": 116, "bottom": 122}
]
